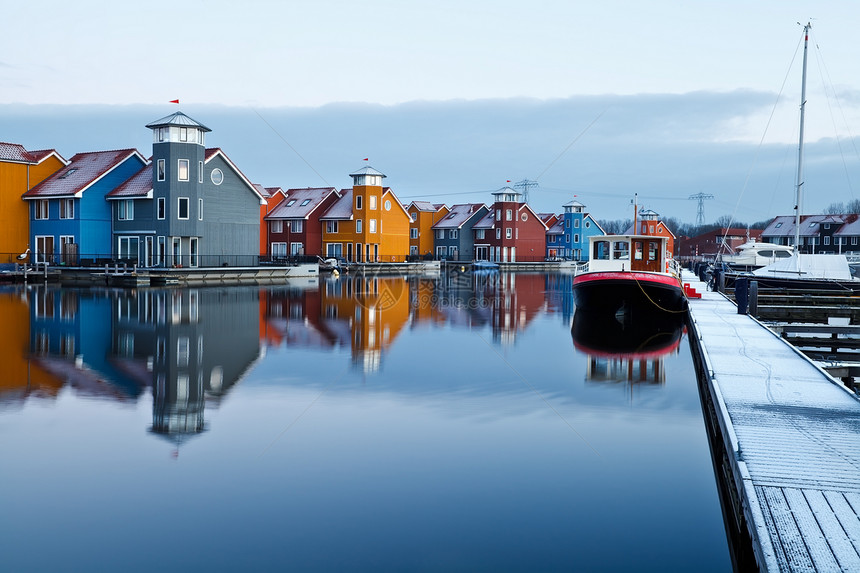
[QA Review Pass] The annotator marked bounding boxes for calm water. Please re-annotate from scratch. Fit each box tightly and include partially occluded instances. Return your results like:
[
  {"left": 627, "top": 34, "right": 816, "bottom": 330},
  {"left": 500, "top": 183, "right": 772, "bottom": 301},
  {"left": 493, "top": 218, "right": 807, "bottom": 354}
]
[{"left": 0, "top": 272, "right": 731, "bottom": 572}]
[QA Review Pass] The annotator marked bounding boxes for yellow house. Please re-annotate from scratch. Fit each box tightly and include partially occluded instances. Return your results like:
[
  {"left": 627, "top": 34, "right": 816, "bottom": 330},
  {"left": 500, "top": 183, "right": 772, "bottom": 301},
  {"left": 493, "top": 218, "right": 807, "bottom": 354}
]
[
  {"left": 408, "top": 201, "right": 449, "bottom": 258},
  {"left": 0, "top": 144, "right": 66, "bottom": 263},
  {"left": 320, "top": 166, "right": 410, "bottom": 262}
]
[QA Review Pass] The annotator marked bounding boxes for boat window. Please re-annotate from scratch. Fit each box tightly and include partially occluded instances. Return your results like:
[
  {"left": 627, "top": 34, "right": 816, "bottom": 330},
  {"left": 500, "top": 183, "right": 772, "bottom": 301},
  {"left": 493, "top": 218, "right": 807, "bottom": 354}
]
[
  {"left": 648, "top": 241, "right": 658, "bottom": 261},
  {"left": 612, "top": 241, "right": 629, "bottom": 260},
  {"left": 593, "top": 240, "right": 610, "bottom": 260},
  {"left": 759, "top": 250, "right": 773, "bottom": 257},
  {"left": 775, "top": 251, "right": 791, "bottom": 258},
  {"left": 634, "top": 242, "right": 643, "bottom": 260}
]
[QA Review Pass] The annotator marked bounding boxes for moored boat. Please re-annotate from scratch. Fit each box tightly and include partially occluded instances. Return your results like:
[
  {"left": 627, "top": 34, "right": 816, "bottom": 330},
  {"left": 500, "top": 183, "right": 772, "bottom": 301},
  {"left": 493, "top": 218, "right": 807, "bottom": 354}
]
[{"left": 572, "top": 234, "right": 688, "bottom": 316}]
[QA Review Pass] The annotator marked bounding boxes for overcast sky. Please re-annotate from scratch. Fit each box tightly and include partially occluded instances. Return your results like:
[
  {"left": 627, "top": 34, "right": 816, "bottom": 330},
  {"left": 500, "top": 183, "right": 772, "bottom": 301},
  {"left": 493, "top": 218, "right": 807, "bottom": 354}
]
[{"left": 3, "top": 1, "right": 860, "bottom": 224}]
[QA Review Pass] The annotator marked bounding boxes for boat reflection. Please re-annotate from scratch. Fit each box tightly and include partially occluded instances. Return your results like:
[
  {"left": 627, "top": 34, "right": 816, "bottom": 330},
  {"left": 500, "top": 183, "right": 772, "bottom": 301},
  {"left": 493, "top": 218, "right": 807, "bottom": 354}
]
[{"left": 572, "top": 309, "right": 686, "bottom": 387}]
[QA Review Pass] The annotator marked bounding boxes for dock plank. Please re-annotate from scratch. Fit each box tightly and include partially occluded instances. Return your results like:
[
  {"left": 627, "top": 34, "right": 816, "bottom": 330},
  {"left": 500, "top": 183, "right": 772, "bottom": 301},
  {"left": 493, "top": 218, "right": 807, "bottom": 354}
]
[{"left": 685, "top": 271, "right": 860, "bottom": 572}]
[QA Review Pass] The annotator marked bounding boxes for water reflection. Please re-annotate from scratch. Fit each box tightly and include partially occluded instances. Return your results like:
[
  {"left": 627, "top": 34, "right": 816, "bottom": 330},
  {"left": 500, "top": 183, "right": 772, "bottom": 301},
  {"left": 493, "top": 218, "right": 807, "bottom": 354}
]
[{"left": 572, "top": 309, "right": 686, "bottom": 387}]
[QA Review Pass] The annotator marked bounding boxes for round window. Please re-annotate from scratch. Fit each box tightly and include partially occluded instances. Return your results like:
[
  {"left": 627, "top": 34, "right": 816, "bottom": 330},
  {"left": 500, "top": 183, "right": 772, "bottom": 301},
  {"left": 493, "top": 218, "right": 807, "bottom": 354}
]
[
  {"left": 210, "top": 168, "right": 224, "bottom": 185},
  {"left": 585, "top": 221, "right": 590, "bottom": 228},
  {"left": 521, "top": 213, "right": 528, "bottom": 221},
  {"left": 384, "top": 200, "right": 391, "bottom": 211}
]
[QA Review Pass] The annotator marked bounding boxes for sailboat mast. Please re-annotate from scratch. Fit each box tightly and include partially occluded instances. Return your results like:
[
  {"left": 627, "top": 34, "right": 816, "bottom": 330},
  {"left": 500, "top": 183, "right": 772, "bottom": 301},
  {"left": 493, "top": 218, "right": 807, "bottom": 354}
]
[{"left": 794, "top": 22, "right": 811, "bottom": 249}]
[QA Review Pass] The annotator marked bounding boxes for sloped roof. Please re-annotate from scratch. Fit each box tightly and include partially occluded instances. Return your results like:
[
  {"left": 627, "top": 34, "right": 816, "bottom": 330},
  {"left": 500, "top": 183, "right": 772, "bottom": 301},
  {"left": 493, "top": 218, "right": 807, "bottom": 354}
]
[
  {"left": 563, "top": 200, "right": 585, "bottom": 208},
  {"left": 107, "top": 163, "right": 152, "bottom": 198},
  {"left": 538, "top": 213, "right": 558, "bottom": 226},
  {"left": 145, "top": 111, "right": 211, "bottom": 132},
  {"left": 835, "top": 214, "right": 860, "bottom": 236},
  {"left": 473, "top": 210, "right": 495, "bottom": 229},
  {"left": 320, "top": 189, "right": 354, "bottom": 220},
  {"left": 408, "top": 201, "right": 437, "bottom": 212},
  {"left": 547, "top": 219, "right": 565, "bottom": 235},
  {"left": 432, "top": 203, "right": 487, "bottom": 229},
  {"left": 349, "top": 165, "right": 385, "bottom": 178},
  {"left": 267, "top": 187, "right": 339, "bottom": 220},
  {"left": 23, "top": 149, "right": 145, "bottom": 199},
  {"left": 0, "top": 143, "right": 66, "bottom": 165},
  {"left": 762, "top": 214, "right": 849, "bottom": 238}
]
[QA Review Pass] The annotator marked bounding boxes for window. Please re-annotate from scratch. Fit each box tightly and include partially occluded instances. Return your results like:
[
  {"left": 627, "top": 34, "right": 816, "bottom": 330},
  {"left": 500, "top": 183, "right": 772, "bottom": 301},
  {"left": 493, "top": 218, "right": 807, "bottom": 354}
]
[
  {"left": 178, "top": 197, "right": 189, "bottom": 219},
  {"left": 290, "top": 242, "right": 304, "bottom": 255},
  {"left": 118, "top": 200, "right": 133, "bottom": 220},
  {"left": 118, "top": 236, "right": 139, "bottom": 261},
  {"left": 300, "top": 199, "right": 311, "bottom": 207},
  {"left": 178, "top": 159, "right": 189, "bottom": 181},
  {"left": 180, "top": 127, "right": 188, "bottom": 142},
  {"left": 198, "top": 198, "right": 203, "bottom": 220},
  {"left": 157, "top": 197, "right": 165, "bottom": 219},
  {"left": 326, "top": 221, "right": 338, "bottom": 233},
  {"left": 506, "top": 228, "right": 512, "bottom": 239},
  {"left": 476, "top": 229, "right": 485, "bottom": 239},
  {"left": 286, "top": 199, "right": 296, "bottom": 207},
  {"left": 369, "top": 195, "right": 377, "bottom": 210},
  {"left": 449, "top": 229, "right": 458, "bottom": 239},
  {"left": 824, "top": 236, "right": 831, "bottom": 245},
  {"left": 271, "top": 242, "right": 287, "bottom": 258},
  {"left": 574, "top": 219, "right": 580, "bottom": 228},
  {"left": 566, "top": 234, "right": 571, "bottom": 243},
  {"left": 776, "top": 222, "right": 783, "bottom": 228},
  {"left": 369, "top": 219, "right": 377, "bottom": 233},
  {"left": 59, "top": 199, "right": 74, "bottom": 219},
  {"left": 574, "top": 234, "right": 580, "bottom": 243},
  {"left": 289, "top": 220, "right": 303, "bottom": 233},
  {"left": 585, "top": 221, "right": 591, "bottom": 228},
  {"left": 271, "top": 220, "right": 283, "bottom": 233},
  {"left": 825, "top": 223, "right": 831, "bottom": 230},
  {"left": 506, "top": 209, "right": 512, "bottom": 221},
  {"left": 35, "top": 200, "right": 49, "bottom": 220},
  {"left": 496, "top": 209, "right": 501, "bottom": 220},
  {"left": 437, "top": 229, "right": 444, "bottom": 239},
  {"left": 157, "top": 159, "right": 165, "bottom": 181},
  {"left": 355, "top": 195, "right": 363, "bottom": 209},
  {"left": 356, "top": 219, "right": 362, "bottom": 233},
  {"left": 198, "top": 161, "right": 203, "bottom": 183},
  {"left": 158, "top": 128, "right": 166, "bottom": 142},
  {"left": 853, "top": 237, "right": 858, "bottom": 246},
  {"left": 496, "top": 228, "right": 501, "bottom": 239}
]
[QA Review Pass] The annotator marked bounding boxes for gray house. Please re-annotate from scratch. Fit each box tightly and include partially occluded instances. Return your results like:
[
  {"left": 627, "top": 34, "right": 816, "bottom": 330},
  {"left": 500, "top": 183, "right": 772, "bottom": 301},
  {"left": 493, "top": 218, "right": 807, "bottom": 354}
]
[
  {"left": 431, "top": 203, "right": 489, "bottom": 260},
  {"left": 108, "top": 112, "right": 265, "bottom": 267}
]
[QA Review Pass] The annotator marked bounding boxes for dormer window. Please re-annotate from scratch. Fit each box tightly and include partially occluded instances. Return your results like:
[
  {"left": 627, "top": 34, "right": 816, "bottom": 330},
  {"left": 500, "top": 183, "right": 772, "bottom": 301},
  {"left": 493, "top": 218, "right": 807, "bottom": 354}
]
[
  {"left": 775, "top": 222, "right": 783, "bottom": 228},
  {"left": 58, "top": 168, "right": 78, "bottom": 179},
  {"left": 300, "top": 199, "right": 311, "bottom": 206},
  {"left": 286, "top": 199, "right": 297, "bottom": 207}
]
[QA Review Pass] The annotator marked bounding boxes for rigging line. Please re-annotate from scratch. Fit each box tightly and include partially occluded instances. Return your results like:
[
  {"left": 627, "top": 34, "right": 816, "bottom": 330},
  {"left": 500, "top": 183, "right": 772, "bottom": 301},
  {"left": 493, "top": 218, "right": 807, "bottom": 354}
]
[
  {"left": 258, "top": 366, "right": 350, "bottom": 458},
  {"left": 535, "top": 107, "right": 608, "bottom": 181},
  {"left": 811, "top": 30, "right": 856, "bottom": 201},
  {"left": 475, "top": 332, "right": 601, "bottom": 457},
  {"left": 251, "top": 107, "right": 332, "bottom": 188},
  {"left": 720, "top": 29, "right": 804, "bottom": 250}
]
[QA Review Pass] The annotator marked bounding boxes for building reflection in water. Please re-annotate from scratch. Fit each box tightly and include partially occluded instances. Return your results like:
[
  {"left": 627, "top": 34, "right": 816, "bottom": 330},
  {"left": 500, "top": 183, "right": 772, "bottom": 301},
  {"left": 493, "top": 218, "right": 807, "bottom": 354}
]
[{"left": 571, "top": 309, "right": 686, "bottom": 388}]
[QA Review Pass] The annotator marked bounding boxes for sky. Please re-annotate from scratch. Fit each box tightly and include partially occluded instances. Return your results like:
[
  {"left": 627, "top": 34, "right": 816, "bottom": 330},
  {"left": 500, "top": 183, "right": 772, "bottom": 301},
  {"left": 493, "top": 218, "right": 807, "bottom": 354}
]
[{"left": 4, "top": 0, "right": 860, "bottom": 225}]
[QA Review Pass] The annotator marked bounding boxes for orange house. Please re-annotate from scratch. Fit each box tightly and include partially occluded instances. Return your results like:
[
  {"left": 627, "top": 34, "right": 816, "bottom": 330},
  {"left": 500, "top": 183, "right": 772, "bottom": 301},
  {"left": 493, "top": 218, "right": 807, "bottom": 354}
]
[
  {"left": 320, "top": 166, "right": 411, "bottom": 262},
  {"left": 407, "top": 201, "right": 449, "bottom": 258},
  {"left": 625, "top": 209, "right": 676, "bottom": 258},
  {"left": 254, "top": 184, "right": 286, "bottom": 256},
  {"left": 0, "top": 143, "right": 66, "bottom": 262}
]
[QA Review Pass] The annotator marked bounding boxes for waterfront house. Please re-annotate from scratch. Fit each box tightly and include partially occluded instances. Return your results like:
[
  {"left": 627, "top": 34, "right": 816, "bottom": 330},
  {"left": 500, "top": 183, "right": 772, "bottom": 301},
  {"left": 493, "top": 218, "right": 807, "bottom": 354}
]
[
  {"left": 677, "top": 227, "right": 762, "bottom": 261},
  {"left": 265, "top": 187, "right": 341, "bottom": 259},
  {"left": 430, "top": 203, "right": 489, "bottom": 260},
  {"left": 472, "top": 187, "right": 548, "bottom": 262},
  {"left": 547, "top": 200, "right": 606, "bottom": 261},
  {"left": 255, "top": 185, "right": 286, "bottom": 257},
  {"left": 408, "top": 201, "right": 449, "bottom": 258},
  {"left": 0, "top": 143, "right": 66, "bottom": 263},
  {"left": 624, "top": 208, "right": 676, "bottom": 259},
  {"left": 320, "top": 166, "right": 411, "bottom": 262},
  {"left": 23, "top": 149, "right": 147, "bottom": 265},
  {"left": 145, "top": 112, "right": 267, "bottom": 267},
  {"left": 761, "top": 214, "right": 860, "bottom": 254}
]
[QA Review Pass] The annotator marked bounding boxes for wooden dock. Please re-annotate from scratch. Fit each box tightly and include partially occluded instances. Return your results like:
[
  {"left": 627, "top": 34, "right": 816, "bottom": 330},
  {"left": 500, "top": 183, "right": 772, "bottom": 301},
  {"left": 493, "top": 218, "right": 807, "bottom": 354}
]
[{"left": 685, "top": 271, "right": 860, "bottom": 572}]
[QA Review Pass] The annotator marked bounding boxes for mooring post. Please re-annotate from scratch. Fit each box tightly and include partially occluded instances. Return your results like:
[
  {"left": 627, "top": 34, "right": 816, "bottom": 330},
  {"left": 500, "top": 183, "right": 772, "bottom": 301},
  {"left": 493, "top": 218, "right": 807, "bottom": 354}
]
[
  {"left": 749, "top": 280, "right": 758, "bottom": 317},
  {"left": 736, "top": 278, "right": 749, "bottom": 314}
]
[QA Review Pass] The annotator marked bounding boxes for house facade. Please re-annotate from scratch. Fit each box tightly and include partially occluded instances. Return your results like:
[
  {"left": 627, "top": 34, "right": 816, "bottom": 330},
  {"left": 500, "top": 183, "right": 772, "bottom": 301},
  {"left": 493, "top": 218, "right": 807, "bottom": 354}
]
[
  {"left": 320, "top": 166, "right": 410, "bottom": 262},
  {"left": 472, "top": 188, "right": 548, "bottom": 262},
  {"left": 624, "top": 209, "right": 676, "bottom": 260},
  {"left": 430, "top": 203, "right": 489, "bottom": 260},
  {"left": 546, "top": 200, "right": 605, "bottom": 261},
  {"left": 144, "top": 113, "right": 266, "bottom": 267},
  {"left": 0, "top": 143, "right": 66, "bottom": 263},
  {"left": 23, "top": 149, "right": 147, "bottom": 264},
  {"left": 762, "top": 214, "right": 860, "bottom": 254},
  {"left": 256, "top": 185, "right": 286, "bottom": 257},
  {"left": 265, "top": 186, "right": 341, "bottom": 259},
  {"left": 408, "top": 201, "right": 449, "bottom": 258}
]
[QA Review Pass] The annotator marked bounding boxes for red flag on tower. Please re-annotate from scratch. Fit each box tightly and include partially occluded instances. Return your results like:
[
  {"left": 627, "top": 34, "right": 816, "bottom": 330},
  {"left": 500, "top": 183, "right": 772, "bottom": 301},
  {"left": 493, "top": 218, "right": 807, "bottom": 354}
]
[
  {"left": 363, "top": 158, "right": 369, "bottom": 161},
  {"left": 170, "top": 99, "right": 180, "bottom": 104}
]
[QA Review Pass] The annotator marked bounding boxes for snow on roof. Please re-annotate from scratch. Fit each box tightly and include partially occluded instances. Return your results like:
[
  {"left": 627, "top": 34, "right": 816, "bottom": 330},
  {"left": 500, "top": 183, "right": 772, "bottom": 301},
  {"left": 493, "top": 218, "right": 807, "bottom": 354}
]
[
  {"left": 145, "top": 111, "right": 211, "bottom": 132},
  {"left": 472, "top": 210, "right": 495, "bottom": 229},
  {"left": 267, "top": 187, "right": 339, "bottom": 220},
  {"left": 432, "top": 203, "right": 487, "bottom": 229},
  {"left": 349, "top": 165, "right": 385, "bottom": 178},
  {"left": 409, "top": 201, "right": 437, "bottom": 212},
  {"left": 107, "top": 163, "right": 152, "bottom": 199},
  {"left": 320, "top": 189, "right": 354, "bottom": 220},
  {"left": 547, "top": 219, "right": 565, "bottom": 235},
  {"left": 23, "top": 149, "right": 144, "bottom": 199},
  {"left": 0, "top": 142, "right": 35, "bottom": 163}
]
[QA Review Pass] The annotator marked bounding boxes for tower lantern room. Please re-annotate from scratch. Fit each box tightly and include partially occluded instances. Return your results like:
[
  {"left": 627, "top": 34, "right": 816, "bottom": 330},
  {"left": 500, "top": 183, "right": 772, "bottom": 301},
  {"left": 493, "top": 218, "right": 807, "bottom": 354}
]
[
  {"left": 350, "top": 166, "right": 386, "bottom": 187},
  {"left": 145, "top": 112, "right": 211, "bottom": 146}
]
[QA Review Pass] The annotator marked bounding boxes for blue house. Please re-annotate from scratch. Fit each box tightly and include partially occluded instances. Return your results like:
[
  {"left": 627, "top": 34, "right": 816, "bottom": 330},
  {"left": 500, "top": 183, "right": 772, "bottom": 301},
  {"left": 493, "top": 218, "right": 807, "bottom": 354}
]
[
  {"left": 546, "top": 200, "right": 605, "bottom": 261},
  {"left": 22, "top": 149, "right": 147, "bottom": 264}
]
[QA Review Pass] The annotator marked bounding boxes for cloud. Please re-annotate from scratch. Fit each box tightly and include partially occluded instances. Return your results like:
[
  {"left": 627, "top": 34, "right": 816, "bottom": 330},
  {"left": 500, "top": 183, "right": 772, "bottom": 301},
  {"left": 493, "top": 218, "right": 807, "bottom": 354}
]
[{"left": 1, "top": 92, "right": 858, "bottom": 225}]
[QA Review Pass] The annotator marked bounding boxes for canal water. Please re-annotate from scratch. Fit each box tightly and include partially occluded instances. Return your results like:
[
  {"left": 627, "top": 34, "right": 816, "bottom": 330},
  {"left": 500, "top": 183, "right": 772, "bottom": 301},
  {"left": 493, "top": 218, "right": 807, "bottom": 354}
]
[{"left": 0, "top": 272, "right": 731, "bottom": 572}]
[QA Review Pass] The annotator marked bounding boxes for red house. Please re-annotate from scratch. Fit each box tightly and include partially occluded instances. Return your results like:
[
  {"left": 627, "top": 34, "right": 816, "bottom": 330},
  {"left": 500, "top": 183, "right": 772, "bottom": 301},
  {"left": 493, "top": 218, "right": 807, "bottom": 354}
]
[
  {"left": 472, "top": 187, "right": 548, "bottom": 262},
  {"left": 264, "top": 187, "right": 341, "bottom": 259}
]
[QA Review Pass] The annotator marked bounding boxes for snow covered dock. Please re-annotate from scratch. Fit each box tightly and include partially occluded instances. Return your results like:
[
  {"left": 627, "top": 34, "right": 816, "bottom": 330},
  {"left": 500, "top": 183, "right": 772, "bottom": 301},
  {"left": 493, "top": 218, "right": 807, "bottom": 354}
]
[{"left": 685, "top": 271, "right": 860, "bottom": 572}]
